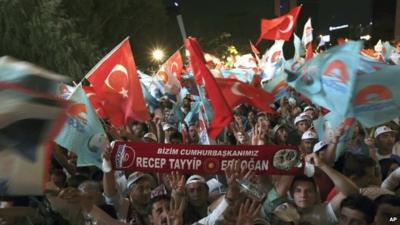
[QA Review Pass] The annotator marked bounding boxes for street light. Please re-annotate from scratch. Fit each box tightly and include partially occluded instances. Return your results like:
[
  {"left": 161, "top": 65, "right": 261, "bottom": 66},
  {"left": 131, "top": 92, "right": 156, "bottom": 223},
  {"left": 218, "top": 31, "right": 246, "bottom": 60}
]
[{"left": 152, "top": 49, "right": 165, "bottom": 62}]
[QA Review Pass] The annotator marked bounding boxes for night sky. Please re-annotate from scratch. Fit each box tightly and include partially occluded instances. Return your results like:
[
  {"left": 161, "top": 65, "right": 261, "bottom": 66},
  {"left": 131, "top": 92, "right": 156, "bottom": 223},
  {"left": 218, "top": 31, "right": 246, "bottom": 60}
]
[{"left": 165, "top": 0, "right": 372, "bottom": 54}]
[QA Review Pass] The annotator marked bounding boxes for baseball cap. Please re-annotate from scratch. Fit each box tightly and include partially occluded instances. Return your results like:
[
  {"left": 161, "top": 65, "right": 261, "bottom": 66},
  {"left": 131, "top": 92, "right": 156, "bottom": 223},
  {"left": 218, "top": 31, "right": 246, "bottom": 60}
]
[
  {"left": 374, "top": 125, "right": 396, "bottom": 138},
  {"left": 143, "top": 132, "right": 158, "bottom": 142},
  {"left": 313, "top": 140, "right": 328, "bottom": 153},
  {"left": 272, "top": 124, "right": 288, "bottom": 137},
  {"left": 303, "top": 106, "right": 315, "bottom": 112},
  {"left": 294, "top": 114, "right": 311, "bottom": 125},
  {"left": 126, "top": 172, "right": 155, "bottom": 191},
  {"left": 301, "top": 130, "right": 318, "bottom": 140},
  {"left": 162, "top": 123, "right": 176, "bottom": 131},
  {"left": 186, "top": 175, "right": 207, "bottom": 186}
]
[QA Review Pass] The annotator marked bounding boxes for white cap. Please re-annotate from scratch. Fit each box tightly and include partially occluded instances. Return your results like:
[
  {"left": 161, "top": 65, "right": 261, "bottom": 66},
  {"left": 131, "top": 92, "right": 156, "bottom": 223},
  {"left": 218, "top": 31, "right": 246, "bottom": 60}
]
[
  {"left": 272, "top": 124, "right": 288, "bottom": 137},
  {"left": 143, "top": 132, "right": 158, "bottom": 142},
  {"left": 313, "top": 140, "right": 328, "bottom": 153},
  {"left": 126, "top": 172, "right": 155, "bottom": 191},
  {"left": 374, "top": 125, "right": 396, "bottom": 138},
  {"left": 294, "top": 114, "right": 311, "bottom": 125},
  {"left": 162, "top": 123, "right": 176, "bottom": 131},
  {"left": 301, "top": 130, "right": 318, "bottom": 140},
  {"left": 288, "top": 97, "right": 297, "bottom": 106},
  {"left": 303, "top": 106, "right": 315, "bottom": 112},
  {"left": 186, "top": 175, "right": 207, "bottom": 186}
]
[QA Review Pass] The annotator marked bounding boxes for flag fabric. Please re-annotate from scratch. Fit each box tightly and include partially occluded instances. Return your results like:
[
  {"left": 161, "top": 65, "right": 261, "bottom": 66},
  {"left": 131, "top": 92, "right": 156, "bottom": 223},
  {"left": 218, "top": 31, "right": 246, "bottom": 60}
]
[
  {"left": 382, "top": 41, "right": 396, "bottom": 64},
  {"left": 184, "top": 100, "right": 201, "bottom": 125},
  {"left": 256, "top": 5, "right": 302, "bottom": 44},
  {"left": 82, "top": 85, "right": 107, "bottom": 118},
  {"left": 156, "top": 50, "right": 183, "bottom": 95},
  {"left": 351, "top": 65, "right": 400, "bottom": 127},
  {"left": 263, "top": 70, "right": 289, "bottom": 102},
  {"left": 302, "top": 18, "right": 313, "bottom": 60},
  {"left": 220, "top": 68, "right": 256, "bottom": 83},
  {"left": 216, "top": 78, "right": 274, "bottom": 112},
  {"left": 198, "top": 105, "right": 211, "bottom": 144},
  {"left": 287, "top": 41, "right": 362, "bottom": 116},
  {"left": 293, "top": 33, "right": 305, "bottom": 60},
  {"left": 259, "top": 40, "right": 285, "bottom": 81},
  {"left": 358, "top": 54, "right": 391, "bottom": 74},
  {"left": 56, "top": 83, "right": 75, "bottom": 99},
  {"left": 86, "top": 37, "right": 150, "bottom": 127},
  {"left": 55, "top": 86, "right": 108, "bottom": 168},
  {"left": 313, "top": 112, "right": 355, "bottom": 159},
  {"left": 250, "top": 41, "right": 261, "bottom": 62},
  {"left": 166, "top": 50, "right": 184, "bottom": 81},
  {"left": 185, "top": 37, "right": 233, "bottom": 138},
  {"left": 0, "top": 56, "right": 68, "bottom": 195},
  {"left": 302, "top": 18, "right": 313, "bottom": 46},
  {"left": 234, "top": 54, "right": 258, "bottom": 69}
]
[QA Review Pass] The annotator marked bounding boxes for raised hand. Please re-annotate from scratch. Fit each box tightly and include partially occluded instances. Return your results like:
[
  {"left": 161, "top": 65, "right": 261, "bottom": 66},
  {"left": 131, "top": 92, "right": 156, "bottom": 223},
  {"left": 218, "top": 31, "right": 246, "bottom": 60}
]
[
  {"left": 236, "top": 198, "right": 262, "bottom": 225},
  {"left": 168, "top": 171, "right": 185, "bottom": 197}
]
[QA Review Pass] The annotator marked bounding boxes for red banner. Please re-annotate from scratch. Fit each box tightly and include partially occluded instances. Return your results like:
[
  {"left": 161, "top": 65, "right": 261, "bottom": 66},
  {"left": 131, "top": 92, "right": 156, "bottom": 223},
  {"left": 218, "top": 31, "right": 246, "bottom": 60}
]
[{"left": 111, "top": 142, "right": 303, "bottom": 175}]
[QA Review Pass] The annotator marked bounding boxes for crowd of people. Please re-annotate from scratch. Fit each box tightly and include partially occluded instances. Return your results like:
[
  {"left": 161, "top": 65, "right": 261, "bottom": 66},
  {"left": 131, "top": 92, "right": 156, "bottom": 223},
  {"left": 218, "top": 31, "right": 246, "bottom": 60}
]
[{"left": 1, "top": 39, "right": 400, "bottom": 225}]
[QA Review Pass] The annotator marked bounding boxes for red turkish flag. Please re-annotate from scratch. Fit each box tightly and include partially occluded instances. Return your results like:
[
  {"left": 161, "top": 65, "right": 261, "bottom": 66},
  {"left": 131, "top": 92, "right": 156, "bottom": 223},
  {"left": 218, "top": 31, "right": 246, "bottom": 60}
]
[
  {"left": 216, "top": 78, "right": 274, "bottom": 113},
  {"left": 256, "top": 5, "right": 302, "bottom": 44},
  {"left": 185, "top": 37, "right": 233, "bottom": 139},
  {"left": 82, "top": 85, "right": 107, "bottom": 118},
  {"left": 86, "top": 38, "right": 150, "bottom": 127},
  {"left": 165, "top": 50, "right": 183, "bottom": 81}
]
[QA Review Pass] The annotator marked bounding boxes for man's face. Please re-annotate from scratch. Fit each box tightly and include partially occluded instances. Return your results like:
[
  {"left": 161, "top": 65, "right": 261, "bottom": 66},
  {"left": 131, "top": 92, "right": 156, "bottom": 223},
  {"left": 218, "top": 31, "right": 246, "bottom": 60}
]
[
  {"left": 296, "top": 121, "right": 310, "bottom": 133},
  {"left": 292, "top": 180, "right": 317, "bottom": 209},
  {"left": 132, "top": 123, "right": 145, "bottom": 137},
  {"left": 186, "top": 182, "right": 208, "bottom": 207},
  {"left": 129, "top": 179, "right": 153, "bottom": 205},
  {"left": 304, "top": 109, "right": 315, "bottom": 119},
  {"left": 338, "top": 207, "right": 368, "bottom": 225},
  {"left": 276, "top": 127, "right": 289, "bottom": 143},
  {"left": 374, "top": 203, "right": 400, "bottom": 225},
  {"left": 301, "top": 139, "right": 318, "bottom": 153},
  {"left": 236, "top": 132, "right": 247, "bottom": 144},
  {"left": 377, "top": 132, "right": 396, "bottom": 153},
  {"left": 149, "top": 199, "right": 170, "bottom": 225},
  {"left": 189, "top": 125, "right": 198, "bottom": 139}
]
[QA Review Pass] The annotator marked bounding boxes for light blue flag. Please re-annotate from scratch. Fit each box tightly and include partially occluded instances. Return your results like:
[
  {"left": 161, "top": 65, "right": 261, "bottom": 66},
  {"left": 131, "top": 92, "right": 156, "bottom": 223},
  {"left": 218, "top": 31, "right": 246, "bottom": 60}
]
[
  {"left": 358, "top": 54, "right": 391, "bottom": 74},
  {"left": 184, "top": 100, "right": 201, "bottom": 125},
  {"left": 166, "top": 102, "right": 185, "bottom": 126},
  {"left": 220, "top": 68, "right": 255, "bottom": 83},
  {"left": 55, "top": 86, "right": 108, "bottom": 168},
  {"left": 287, "top": 41, "right": 362, "bottom": 116},
  {"left": 293, "top": 33, "right": 305, "bottom": 60},
  {"left": 382, "top": 41, "right": 396, "bottom": 63},
  {"left": 263, "top": 70, "right": 288, "bottom": 102},
  {"left": 140, "top": 82, "right": 159, "bottom": 113},
  {"left": 351, "top": 65, "right": 400, "bottom": 127},
  {"left": 313, "top": 112, "right": 356, "bottom": 159}
]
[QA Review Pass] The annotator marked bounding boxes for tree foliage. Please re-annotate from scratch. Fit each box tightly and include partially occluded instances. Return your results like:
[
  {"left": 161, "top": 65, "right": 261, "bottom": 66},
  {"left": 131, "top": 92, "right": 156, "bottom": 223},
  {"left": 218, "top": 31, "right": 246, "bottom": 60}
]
[{"left": 0, "top": 0, "right": 170, "bottom": 80}]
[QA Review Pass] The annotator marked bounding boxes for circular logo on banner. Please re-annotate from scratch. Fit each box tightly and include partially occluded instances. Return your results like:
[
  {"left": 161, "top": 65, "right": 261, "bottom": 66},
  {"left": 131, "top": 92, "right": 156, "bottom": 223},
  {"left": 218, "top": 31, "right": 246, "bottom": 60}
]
[
  {"left": 272, "top": 149, "right": 300, "bottom": 171},
  {"left": 115, "top": 144, "right": 136, "bottom": 169},
  {"left": 323, "top": 60, "right": 349, "bottom": 84},
  {"left": 354, "top": 85, "right": 392, "bottom": 105},
  {"left": 203, "top": 158, "right": 219, "bottom": 174}
]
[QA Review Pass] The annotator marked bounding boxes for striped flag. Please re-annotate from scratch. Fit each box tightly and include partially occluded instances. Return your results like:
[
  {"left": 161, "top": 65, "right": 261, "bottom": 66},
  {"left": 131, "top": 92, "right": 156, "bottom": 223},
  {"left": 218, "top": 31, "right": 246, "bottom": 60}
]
[{"left": 0, "top": 56, "right": 68, "bottom": 195}]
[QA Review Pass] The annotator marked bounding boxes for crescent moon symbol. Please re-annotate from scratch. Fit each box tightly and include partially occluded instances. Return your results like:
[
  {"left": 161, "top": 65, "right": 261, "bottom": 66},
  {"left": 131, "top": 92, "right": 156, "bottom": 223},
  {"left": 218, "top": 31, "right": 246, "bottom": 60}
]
[
  {"left": 105, "top": 64, "right": 129, "bottom": 92},
  {"left": 231, "top": 82, "right": 246, "bottom": 97},
  {"left": 278, "top": 15, "right": 294, "bottom": 34}
]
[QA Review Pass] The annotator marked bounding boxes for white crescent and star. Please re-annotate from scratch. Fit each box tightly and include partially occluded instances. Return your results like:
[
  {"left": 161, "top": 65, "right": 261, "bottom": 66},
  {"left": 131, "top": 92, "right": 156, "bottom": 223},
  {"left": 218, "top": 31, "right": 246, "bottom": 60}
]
[
  {"left": 278, "top": 15, "right": 294, "bottom": 34},
  {"left": 104, "top": 64, "right": 129, "bottom": 98}
]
